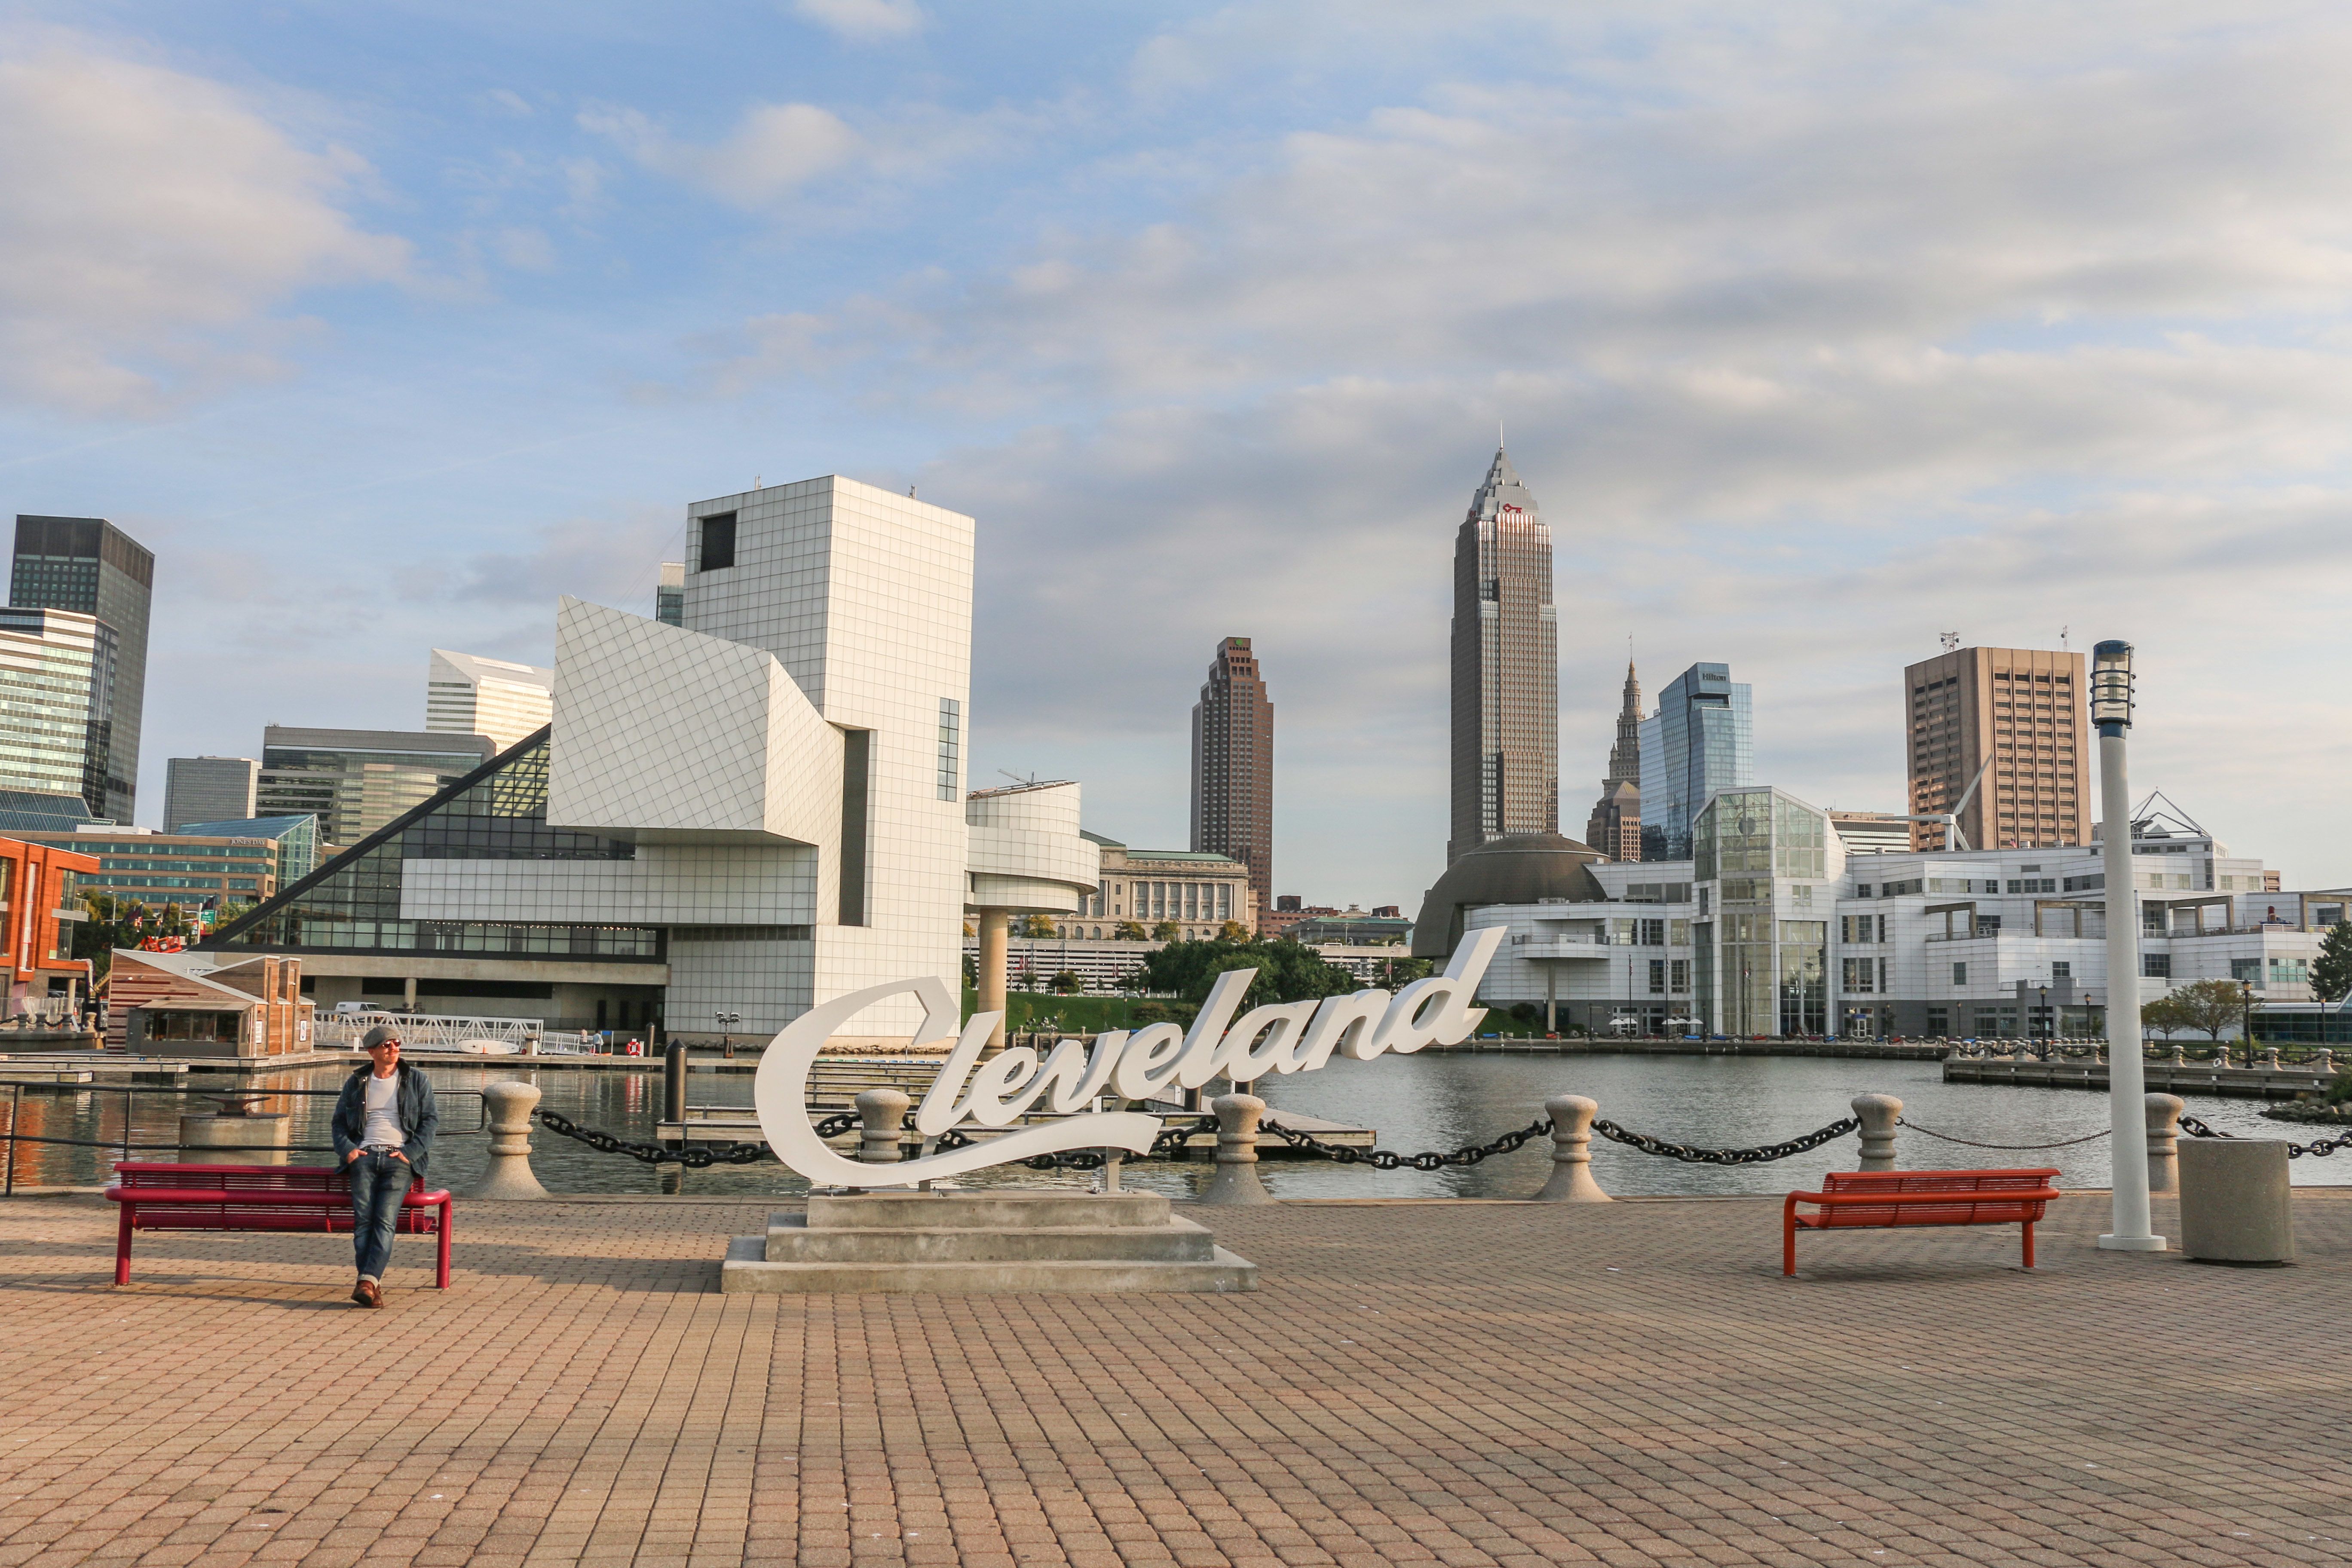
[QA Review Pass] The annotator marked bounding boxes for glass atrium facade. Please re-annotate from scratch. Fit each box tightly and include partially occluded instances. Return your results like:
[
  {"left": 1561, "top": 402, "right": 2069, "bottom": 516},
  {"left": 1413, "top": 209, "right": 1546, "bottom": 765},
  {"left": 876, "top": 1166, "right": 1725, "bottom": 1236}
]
[
  {"left": 1691, "top": 787, "right": 1829, "bottom": 1037},
  {"left": 209, "top": 729, "right": 662, "bottom": 964}
]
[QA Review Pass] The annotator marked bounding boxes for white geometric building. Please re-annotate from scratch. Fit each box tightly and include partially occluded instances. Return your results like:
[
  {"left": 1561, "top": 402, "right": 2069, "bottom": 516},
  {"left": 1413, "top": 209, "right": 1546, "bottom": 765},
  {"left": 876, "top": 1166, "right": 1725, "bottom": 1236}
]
[{"left": 205, "top": 474, "right": 1093, "bottom": 1043}]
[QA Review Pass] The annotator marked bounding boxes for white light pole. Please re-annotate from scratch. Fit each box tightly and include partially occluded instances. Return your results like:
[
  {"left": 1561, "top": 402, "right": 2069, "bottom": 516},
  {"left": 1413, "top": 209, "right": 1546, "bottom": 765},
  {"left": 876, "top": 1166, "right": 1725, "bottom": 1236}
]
[{"left": 2094, "top": 640, "right": 2164, "bottom": 1251}]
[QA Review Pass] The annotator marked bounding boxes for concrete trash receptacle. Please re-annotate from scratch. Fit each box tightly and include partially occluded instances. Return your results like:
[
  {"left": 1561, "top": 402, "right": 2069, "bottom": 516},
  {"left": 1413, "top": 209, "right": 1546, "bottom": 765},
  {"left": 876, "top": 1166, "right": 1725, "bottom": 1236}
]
[
  {"left": 2178, "top": 1139, "right": 2294, "bottom": 1265},
  {"left": 178, "top": 1112, "right": 292, "bottom": 1164}
]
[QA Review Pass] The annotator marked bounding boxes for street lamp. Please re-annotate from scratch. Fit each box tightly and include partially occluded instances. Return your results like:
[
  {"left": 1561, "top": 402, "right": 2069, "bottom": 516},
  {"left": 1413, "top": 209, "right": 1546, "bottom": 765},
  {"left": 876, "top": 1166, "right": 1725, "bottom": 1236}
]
[
  {"left": 2093, "top": 640, "right": 2163, "bottom": 1252},
  {"left": 714, "top": 1010, "right": 741, "bottom": 1061}
]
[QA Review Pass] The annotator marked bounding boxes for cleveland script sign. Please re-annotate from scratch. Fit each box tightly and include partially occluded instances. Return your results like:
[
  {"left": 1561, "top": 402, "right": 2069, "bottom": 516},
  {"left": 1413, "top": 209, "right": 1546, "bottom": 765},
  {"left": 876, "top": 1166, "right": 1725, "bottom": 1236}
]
[{"left": 752, "top": 927, "right": 1508, "bottom": 1187}]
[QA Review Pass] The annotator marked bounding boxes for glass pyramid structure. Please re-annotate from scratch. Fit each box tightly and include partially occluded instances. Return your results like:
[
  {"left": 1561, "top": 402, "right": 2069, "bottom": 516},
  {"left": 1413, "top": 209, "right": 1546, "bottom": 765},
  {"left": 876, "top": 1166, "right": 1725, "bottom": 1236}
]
[{"left": 205, "top": 726, "right": 661, "bottom": 964}]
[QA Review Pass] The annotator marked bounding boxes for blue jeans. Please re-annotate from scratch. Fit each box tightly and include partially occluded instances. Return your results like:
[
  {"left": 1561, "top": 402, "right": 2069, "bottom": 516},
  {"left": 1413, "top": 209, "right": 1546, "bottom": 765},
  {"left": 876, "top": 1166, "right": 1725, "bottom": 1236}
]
[{"left": 347, "top": 1149, "right": 411, "bottom": 1280}]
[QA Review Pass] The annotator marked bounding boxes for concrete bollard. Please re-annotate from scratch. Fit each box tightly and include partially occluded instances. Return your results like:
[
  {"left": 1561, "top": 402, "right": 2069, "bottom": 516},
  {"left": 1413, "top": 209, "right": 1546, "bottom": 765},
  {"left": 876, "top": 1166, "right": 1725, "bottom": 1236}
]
[
  {"left": 2263, "top": 1047, "right": 2282, "bottom": 1070},
  {"left": 1852, "top": 1093, "right": 1902, "bottom": 1171},
  {"left": 855, "top": 1088, "right": 910, "bottom": 1166},
  {"left": 2171, "top": 1044, "right": 2188, "bottom": 1065},
  {"left": 2179, "top": 1139, "right": 2294, "bottom": 1265},
  {"left": 1536, "top": 1094, "right": 1609, "bottom": 1201},
  {"left": 1200, "top": 1093, "right": 1277, "bottom": 1205},
  {"left": 2144, "top": 1093, "right": 2184, "bottom": 1195},
  {"left": 2317, "top": 1048, "right": 2336, "bottom": 1076},
  {"left": 471, "top": 1081, "right": 549, "bottom": 1199}
]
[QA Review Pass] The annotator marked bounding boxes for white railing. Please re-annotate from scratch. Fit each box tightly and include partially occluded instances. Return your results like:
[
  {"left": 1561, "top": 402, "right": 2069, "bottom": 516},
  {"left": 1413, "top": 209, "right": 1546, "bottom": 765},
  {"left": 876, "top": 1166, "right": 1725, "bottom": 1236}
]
[{"left": 315, "top": 1010, "right": 544, "bottom": 1054}]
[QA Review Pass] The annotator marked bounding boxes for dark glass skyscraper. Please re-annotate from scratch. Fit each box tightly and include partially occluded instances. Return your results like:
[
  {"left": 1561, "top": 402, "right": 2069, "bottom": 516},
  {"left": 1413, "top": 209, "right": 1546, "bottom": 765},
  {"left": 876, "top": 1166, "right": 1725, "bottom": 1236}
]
[
  {"left": 11, "top": 516, "right": 152, "bottom": 822},
  {"left": 1448, "top": 448, "right": 1557, "bottom": 862},
  {"left": 1190, "top": 636, "right": 1272, "bottom": 921},
  {"left": 1637, "top": 662, "right": 1753, "bottom": 861}
]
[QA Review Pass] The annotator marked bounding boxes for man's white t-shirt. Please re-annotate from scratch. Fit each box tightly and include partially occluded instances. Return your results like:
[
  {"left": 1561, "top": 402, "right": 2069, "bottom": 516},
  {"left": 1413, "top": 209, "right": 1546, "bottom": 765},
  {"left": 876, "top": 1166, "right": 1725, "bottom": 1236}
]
[{"left": 361, "top": 1073, "right": 404, "bottom": 1150}]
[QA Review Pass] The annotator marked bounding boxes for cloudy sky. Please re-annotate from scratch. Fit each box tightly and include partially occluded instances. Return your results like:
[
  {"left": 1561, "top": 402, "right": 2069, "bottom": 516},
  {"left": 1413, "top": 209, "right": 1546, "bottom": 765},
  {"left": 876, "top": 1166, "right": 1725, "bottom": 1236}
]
[{"left": 5, "top": 0, "right": 2350, "bottom": 903}]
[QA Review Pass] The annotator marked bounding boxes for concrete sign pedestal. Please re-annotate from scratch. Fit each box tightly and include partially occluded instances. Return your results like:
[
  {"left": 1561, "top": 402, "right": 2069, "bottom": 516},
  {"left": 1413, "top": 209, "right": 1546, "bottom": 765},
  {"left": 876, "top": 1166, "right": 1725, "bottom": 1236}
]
[{"left": 720, "top": 1190, "right": 1257, "bottom": 1293}]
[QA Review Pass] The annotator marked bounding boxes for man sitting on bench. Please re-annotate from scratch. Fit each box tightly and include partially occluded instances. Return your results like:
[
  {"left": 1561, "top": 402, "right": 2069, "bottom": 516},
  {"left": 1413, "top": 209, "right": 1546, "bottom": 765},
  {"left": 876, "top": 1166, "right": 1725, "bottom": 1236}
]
[{"left": 332, "top": 1026, "right": 439, "bottom": 1308}]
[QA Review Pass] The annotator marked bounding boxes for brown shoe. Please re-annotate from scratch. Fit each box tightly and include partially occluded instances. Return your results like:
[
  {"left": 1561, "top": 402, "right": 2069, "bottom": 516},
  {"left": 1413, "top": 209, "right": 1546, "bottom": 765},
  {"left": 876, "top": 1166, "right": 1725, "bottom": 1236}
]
[{"left": 352, "top": 1279, "right": 382, "bottom": 1308}]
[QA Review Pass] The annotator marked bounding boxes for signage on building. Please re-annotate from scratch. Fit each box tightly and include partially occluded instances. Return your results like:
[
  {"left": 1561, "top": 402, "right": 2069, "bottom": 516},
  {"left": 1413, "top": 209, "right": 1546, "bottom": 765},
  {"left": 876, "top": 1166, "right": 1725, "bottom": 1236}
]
[{"left": 753, "top": 929, "right": 1506, "bottom": 1187}]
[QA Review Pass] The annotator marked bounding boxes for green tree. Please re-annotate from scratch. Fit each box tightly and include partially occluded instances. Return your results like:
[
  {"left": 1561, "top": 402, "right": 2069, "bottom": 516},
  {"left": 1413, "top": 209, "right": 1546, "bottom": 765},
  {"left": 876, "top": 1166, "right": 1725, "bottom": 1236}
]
[
  {"left": 1150, "top": 919, "right": 1181, "bottom": 942},
  {"left": 2169, "top": 978, "right": 2248, "bottom": 1041},
  {"left": 2139, "top": 993, "right": 2190, "bottom": 1041},
  {"left": 1216, "top": 919, "right": 1252, "bottom": 943},
  {"left": 1050, "top": 970, "right": 1083, "bottom": 994},
  {"left": 1018, "top": 913, "right": 1059, "bottom": 938},
  {"left": 1371, "top": 955, "right": 1434, "bottom": 988},
  {"left": 2312, "top": 922, "right": 2352, "bottom": 1004},
  {"left": 1114, "top": 920, "right": 1147, "bottom": 940},
  {"left": 1137, "top": 936, "right": 1355, "bottom": 1007}
]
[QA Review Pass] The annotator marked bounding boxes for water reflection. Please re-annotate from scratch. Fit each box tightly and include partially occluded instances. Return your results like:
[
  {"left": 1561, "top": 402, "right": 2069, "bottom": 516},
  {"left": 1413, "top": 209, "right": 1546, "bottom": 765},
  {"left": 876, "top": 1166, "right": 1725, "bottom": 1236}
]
[{"left": 2, "top": 1053, "right": 2338, "bottom": 1198}]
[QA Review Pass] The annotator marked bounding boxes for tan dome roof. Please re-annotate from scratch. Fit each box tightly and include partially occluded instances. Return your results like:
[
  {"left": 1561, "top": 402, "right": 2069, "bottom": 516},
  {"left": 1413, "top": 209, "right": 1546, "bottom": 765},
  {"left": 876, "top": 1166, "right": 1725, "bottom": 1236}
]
[{"left": 1412, "top": 832, "right": 1608, "bottom": 958}]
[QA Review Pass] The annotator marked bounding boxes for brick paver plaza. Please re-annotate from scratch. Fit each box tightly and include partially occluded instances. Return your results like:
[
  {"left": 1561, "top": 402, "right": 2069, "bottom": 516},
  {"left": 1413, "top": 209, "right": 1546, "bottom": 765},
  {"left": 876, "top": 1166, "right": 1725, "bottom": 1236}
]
[{"left": 4, "top": 1190, "right": 2349, "bottom": 1567}]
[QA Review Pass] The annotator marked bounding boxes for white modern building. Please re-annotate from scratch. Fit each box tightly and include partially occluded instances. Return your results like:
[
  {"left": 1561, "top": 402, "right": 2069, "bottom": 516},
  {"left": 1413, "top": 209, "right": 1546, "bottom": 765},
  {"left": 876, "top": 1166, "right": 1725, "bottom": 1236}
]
[
  {"left": 1425, "top": 786, "right": 2331, "bottom": 1039},
  {"left": 427, "top": 649, "right": 555, "bottom": 750},
  {"left": 204, "top": 474, "right": 1096, "bottom": 1043}
]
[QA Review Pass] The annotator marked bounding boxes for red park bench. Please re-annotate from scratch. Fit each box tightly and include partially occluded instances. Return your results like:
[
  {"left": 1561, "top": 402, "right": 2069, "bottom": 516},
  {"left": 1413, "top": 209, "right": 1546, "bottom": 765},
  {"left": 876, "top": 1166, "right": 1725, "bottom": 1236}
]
[
  {"left": 1783, "top": 1168, "right": 2061, "bottom": 1276},
  {"left": 104, "top": 1163, "right": 453, "bottom": 1288}
]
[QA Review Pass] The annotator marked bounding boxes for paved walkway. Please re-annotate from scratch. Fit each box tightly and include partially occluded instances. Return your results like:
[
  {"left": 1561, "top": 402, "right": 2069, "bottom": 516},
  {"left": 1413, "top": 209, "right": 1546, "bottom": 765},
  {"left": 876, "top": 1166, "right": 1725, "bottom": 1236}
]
[{"left": 3, "top": 1190, "right": 2350, "bottom": 1567}]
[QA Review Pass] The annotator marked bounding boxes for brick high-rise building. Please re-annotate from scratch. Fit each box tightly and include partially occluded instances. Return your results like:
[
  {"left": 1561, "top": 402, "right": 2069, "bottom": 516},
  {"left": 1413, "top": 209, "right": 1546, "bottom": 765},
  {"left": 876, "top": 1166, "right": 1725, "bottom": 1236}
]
[
  {"left": 1190, "top": 636, "right": 1272, "bottom": 920},
  {"left": 1904, "top": 646, "right": 2088, "bottom": 851},
  {"left": 1584, "top": 660, "right": 1642, "bottom": 861},
  {"left": 1449, "top": 447, "right": 1557, "bottom": 861}
]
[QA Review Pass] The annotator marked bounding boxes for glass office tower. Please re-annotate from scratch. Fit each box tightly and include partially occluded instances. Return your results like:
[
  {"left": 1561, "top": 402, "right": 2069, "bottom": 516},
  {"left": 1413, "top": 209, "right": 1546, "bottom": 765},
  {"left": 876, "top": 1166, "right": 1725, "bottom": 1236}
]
[
  {"left": 1637, "top": 662, "right": 1752, "bottom": 861},
  {"left": 11, "top": 516, "right": 153, "bottom": 823}
]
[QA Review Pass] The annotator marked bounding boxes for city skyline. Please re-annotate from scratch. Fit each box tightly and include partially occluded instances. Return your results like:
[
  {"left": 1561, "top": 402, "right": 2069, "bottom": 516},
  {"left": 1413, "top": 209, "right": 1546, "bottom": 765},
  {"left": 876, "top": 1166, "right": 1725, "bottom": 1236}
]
[{"left": 5, "top": 6, "right": 2349, "bottom": 903}]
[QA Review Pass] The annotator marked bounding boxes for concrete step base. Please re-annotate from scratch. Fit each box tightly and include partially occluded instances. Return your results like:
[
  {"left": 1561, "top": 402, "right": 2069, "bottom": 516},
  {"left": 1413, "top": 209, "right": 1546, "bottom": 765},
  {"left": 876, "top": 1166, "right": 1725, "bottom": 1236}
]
[
  {"left": 720, "top": 1234, "right": 1259, "bottom": 1294},
  {"left": 804, "top": 1190, "right": 1173, "bottom": 1230},
  {"left": 765, "top": 1211, "right": 1216, "bottom": 1263},
  {"left": 717, "top": 1188, "right": 1257, "bottom": 1293}
]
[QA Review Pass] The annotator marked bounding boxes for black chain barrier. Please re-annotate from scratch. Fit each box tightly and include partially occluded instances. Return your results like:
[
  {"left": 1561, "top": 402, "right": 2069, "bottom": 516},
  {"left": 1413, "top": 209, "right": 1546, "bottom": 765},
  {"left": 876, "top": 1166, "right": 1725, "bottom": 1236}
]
[
  {"left": 1592, "top": 1115, "right": 1860, "bottom": 1165},
  {"left": 536, "top": 1108, "right": 838, "bottom": 1168},
  {"left": 2180, "top": 1114, "right": 2352, "bottom": 1160},
  {"left": 1255, "top": 1115, "right": 1555, "bottom": 1171},
  {"left": 1897, "top": 1117, "right": 2111, "bottom": 1150}
]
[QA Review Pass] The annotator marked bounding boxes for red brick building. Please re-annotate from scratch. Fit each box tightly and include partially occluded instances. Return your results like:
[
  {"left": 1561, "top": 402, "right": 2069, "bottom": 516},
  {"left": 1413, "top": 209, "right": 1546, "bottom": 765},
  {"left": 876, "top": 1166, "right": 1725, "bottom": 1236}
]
[{"left": 0, "top": 836, "right": 99, "bottom": 1018}]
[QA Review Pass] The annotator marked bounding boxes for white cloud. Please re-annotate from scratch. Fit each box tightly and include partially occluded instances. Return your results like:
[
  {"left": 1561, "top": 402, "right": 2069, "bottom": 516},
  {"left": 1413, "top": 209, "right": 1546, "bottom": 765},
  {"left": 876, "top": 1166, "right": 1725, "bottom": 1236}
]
[
  {"left": 790, "top": 0, "right": 926, "bottom": 43},
  {"left": 792, "top": 2, "right": 2352, "bottom": 895},
  {"left": 581, "top": 100, "right": 861, "bottom": 208},
  {"left": 0, "top": 34, "right": 410, "bottom": 415}
]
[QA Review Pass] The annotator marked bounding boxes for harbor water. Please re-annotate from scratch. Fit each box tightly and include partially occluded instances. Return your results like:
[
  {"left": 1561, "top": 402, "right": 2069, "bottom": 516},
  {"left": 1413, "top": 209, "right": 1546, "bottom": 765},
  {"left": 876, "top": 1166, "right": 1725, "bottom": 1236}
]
[{"left": 4, "top": 1051, "right": 2340, "bottom": 1199}]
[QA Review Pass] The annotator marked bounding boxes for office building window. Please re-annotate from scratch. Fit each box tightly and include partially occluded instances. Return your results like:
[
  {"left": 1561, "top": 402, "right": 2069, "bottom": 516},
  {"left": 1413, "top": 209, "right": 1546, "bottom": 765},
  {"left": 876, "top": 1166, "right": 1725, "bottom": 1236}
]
[
  {"left": 2051, "top": 962, "right": 2070, "bottom": 979},
  {"left": 1952, "top": 962, "right": 1966, "bottom": 985},
  {"left": 2142, "top": 954, "right": 2170, "bottom": 979},
  {"left": 696, "top": 512, "right": 736, "bottom": 572},
  {"left": 1669, "top": 959, "right": 1688, "bottom": 992},
  {"left": 1649, "top": 959, "right": 1666, "bottom": 995},
  {"left": 2230, "top": 958, "right": 2260, "bottom": 985}
]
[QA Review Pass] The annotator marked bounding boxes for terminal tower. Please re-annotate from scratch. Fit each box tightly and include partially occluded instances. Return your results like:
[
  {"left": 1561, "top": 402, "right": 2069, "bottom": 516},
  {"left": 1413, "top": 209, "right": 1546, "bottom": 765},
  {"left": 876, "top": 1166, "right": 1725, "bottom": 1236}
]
[{"left": 1446, "top": 447, "right": 1559, "bottom": 862}]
